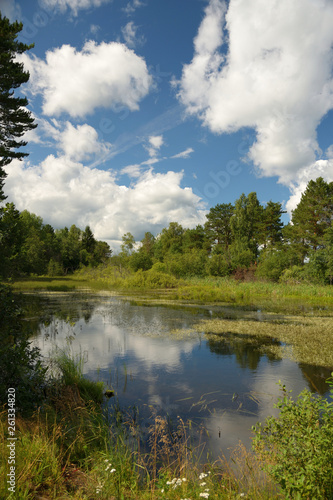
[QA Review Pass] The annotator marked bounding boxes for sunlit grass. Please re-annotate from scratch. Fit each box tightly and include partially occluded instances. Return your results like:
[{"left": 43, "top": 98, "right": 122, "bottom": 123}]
[
  {"left": 0, "top": 350, "right": 282, "bottom": 499},
  {"left": 10, "top": 272, "right": 333, "bottom": 316},
  {"left": 192, "top": 315, "right": 333, "bottom": 368}
]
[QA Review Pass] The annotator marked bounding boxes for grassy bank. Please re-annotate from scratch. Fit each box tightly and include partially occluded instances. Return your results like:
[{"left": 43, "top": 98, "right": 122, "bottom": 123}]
[
  {"left": 10, "top": 269, "right": 333, "bottom": 315},
  {"left": 1, "top": 353, "right": 280, "bottom": 499},
  {"left": 2, "top": 353, "right": 333, "bottom": 499}
]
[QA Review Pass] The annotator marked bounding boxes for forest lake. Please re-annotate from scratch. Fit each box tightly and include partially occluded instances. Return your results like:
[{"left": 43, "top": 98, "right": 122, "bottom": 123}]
[{"left": 28, "top": 290, "right": 332, "bottom": 461}]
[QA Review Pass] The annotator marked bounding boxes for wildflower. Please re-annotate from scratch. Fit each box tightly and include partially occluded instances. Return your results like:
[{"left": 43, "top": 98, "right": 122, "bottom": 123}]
[
  {"left": 200, "top": 482, "right": 206, "bottom": 487},
  {"left": 199, "top": 472, "right": 208, "bottom": 480},
  {"left": 199, "top": 493, "right": 210, "bottom": 499}
]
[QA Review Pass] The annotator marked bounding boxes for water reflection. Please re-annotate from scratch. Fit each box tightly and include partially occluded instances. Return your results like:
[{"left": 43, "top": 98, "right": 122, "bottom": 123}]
[{"left": 28, "top": 292, "right": 331, "bottom": 459}]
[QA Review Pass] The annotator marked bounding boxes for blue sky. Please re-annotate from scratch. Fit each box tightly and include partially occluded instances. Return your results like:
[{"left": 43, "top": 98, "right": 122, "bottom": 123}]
[{"left": 2, "top": 0, "right": 333, "bottom": 250}]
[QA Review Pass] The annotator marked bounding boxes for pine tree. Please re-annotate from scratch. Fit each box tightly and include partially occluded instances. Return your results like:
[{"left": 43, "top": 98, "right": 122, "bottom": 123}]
[
  {"left": 291, "top": 177, "right": 333, "bottom": 250},
  {"left": 204, "top": 203, "right": 234, "bottom": 252},
  {"left": 259, "top": 201, "right": 285, "bottom": 248},
  {"left": 0, "top": 14, "right": 37, "bottom": 201}
]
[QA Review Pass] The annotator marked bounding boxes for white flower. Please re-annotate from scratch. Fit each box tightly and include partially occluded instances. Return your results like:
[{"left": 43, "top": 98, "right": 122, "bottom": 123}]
[
  {"left": 199, "top": 493, "right": 210, "bottom": 499},
  {"left": 199, "top": 472, "right": 208, "bottom": 480},
  {"left": 200, "top": 482, "right": 206, "bottom": 486}
]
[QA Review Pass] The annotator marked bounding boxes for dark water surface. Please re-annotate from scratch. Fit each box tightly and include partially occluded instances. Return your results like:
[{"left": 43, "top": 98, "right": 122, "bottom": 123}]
[{"left": 29, "top": 291, "right": 332, "bottom": 460}]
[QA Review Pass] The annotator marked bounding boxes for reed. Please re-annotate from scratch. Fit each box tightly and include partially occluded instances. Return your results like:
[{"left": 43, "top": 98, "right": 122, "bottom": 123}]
[
  {"left": 10, "top": 273, "right": 333, "bottom": 315},
  {"left": 1, "top": 350, "right": 282, "bottom": 499}
]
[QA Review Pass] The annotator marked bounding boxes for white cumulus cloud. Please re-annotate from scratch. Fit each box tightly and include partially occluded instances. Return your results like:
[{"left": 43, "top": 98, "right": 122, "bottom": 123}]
[
  {"left": 177, "top": 0, "right": 333, "bottom": 186},
  {"left": 58, "top": 122, "right": 111, "bottom": 161},
  {"left": 145, "top": 135, "right": 164, "bottom": 158},
  {"left": 4, "top": 159, "right": 206, "bottom": 250},
  {"left": 20, "top": 40, "right": 153, "bottom": 118}
]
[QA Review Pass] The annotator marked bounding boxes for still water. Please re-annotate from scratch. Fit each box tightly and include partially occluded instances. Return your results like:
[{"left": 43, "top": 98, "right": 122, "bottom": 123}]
[{"left": 30, "top": 291, "right": 331, "bottom": 460}]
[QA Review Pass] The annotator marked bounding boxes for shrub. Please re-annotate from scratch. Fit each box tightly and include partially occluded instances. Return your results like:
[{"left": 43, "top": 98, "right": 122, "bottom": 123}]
[
  {"left": 0, "top": 284, "right": 47, "bottom": 415},
  {"left": 252, "top": 377, "right": 333, "bottom": 499},
  {"left": 164, "top": 250, "right": 208, "bottom": 278},
  {"left": 256, "top": 249, "right": 290, "bottom": 282},
  {"left": 206, "top": 253, "right": 230, "bottom": 277},
  {"left": 123, "top": 269, "right": 179, "bottom": 288},
  {"left": 279, "top": 265, "right": 305, "bottom": 284}
]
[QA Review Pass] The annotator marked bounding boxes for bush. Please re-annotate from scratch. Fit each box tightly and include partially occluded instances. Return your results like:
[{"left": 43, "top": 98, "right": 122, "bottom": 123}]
[
  {"left": 129, "top": 251, "right": 153, "bottom": 271},
  {"left": 206, "top": 253, "right": 230, "bottom": 277},
  {"left": 164, "top": 250, "right": 208, "bottom": 278},
  {"left": 279, "top": 265, "right": 306, "bottom": 284},
  {"left": 252, "top": 377, "right": 333, "bottom": 499},
  {"left": 0, "top": 284, "right": 47, "bottom": 414},
  {"left": 256, "top": 249, "right": 290, "bottom": 282},
  {"left": 123, "top": 269, "right": 180, "bottom": 288},
  {"left": 303, "top": 250, "right": 327, "bottom": 285}
]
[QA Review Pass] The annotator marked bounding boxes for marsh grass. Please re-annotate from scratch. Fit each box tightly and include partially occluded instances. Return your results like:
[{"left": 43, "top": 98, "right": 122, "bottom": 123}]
[
  {"left": 10, "top": 273, "right": 333, "bottom": 316},
  {"left": 1, "top": 349, "right": 282, "bottom": 499},
  {"left": 193, "top": 315, "right": 333, "bottom": 368}
]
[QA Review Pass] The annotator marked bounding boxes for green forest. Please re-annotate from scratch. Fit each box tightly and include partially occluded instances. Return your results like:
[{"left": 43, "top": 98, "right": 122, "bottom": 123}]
[{"left": 1, "top": 176, "right": 333, "bottom": 285}]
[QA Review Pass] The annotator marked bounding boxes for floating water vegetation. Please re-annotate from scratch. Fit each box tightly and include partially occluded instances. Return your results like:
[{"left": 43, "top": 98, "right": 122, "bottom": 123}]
[{"left": 191, "top": 315, "right": 333, "bottom": 369}]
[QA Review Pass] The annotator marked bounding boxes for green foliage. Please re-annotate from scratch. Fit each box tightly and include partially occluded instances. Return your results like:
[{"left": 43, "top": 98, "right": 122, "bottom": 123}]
[
  {"left": 163, "top": 249, "right": 208, "bottom": 278},
  {"left": 123, "top": 268, "right": 180, "bottom": 288},
  {"left": 291, "top": 177, "right": 333, "bottom": 252},
  {"left": 204, "top": 203, "right": 234, "bottom": 251},
  {"left": 279, "top": 265, "right": 306, "bottom": 284},
  {"left": 121, "top": 232, "right": 136, "bottom": 255},
  {"left": 259, "top": 201, "right": 285, "bottom": 248},
  {"left": 0, "top": 202, "right": 23, "bottom": 277},
  {"left": 0, "top": 205, "right": 110, "bottom": 278},
  {"left": 229, "top": 237, "right": 256, "bottom": 269},
  {"left": 55, "top": 351, "right": 104, "bottom": 405},
  {"left": 256, "top": 248, "right": 291, "bottom": 282},
  {"left": 154, "top": 222, "right": 184, "bottom": 260},
  {"left": 230, "top": 192, "right": 262, "bottom": 255},
  {"left": 0, "top": 284, "right": 46, "bottom": 414},
  {"left": 129, "top": 250, "right": 153, "bottom": 271},
  {"left": 206, "top": 252, "right": 230, "bottom": 277},
  {"left": 304, "top": 249, "right": 327, "bottom": 284},
  {"left": 253, "top": 377, "right": 333, "bottom": 499},
  {"left": 0, "top": 13, "right": 37, "bottom": 200}
]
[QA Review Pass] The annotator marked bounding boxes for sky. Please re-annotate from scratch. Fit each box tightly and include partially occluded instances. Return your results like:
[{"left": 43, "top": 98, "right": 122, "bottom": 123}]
[{"left": 2, "top": 0, "right": 333, "bottom": 251}]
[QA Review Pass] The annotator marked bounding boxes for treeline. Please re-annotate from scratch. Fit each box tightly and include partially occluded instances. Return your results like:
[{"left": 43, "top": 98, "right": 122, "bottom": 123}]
[
  {"left": 1, "top": 177, "right": 333, "bottom": 284},
  {"left": 0, "top": 203, "right": 111, "bottom": 277},
  {"left": 114, "top": 177, "right": 333, "bottom": 285}
]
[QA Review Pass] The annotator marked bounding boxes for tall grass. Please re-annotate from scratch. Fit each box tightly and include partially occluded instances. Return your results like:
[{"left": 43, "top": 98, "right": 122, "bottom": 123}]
[
  {"left": 11, "top": 268, "right": 333, "bottom": 314},
  {"left": 1, "top": 351, "right": 281, "bottom": 499}
]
